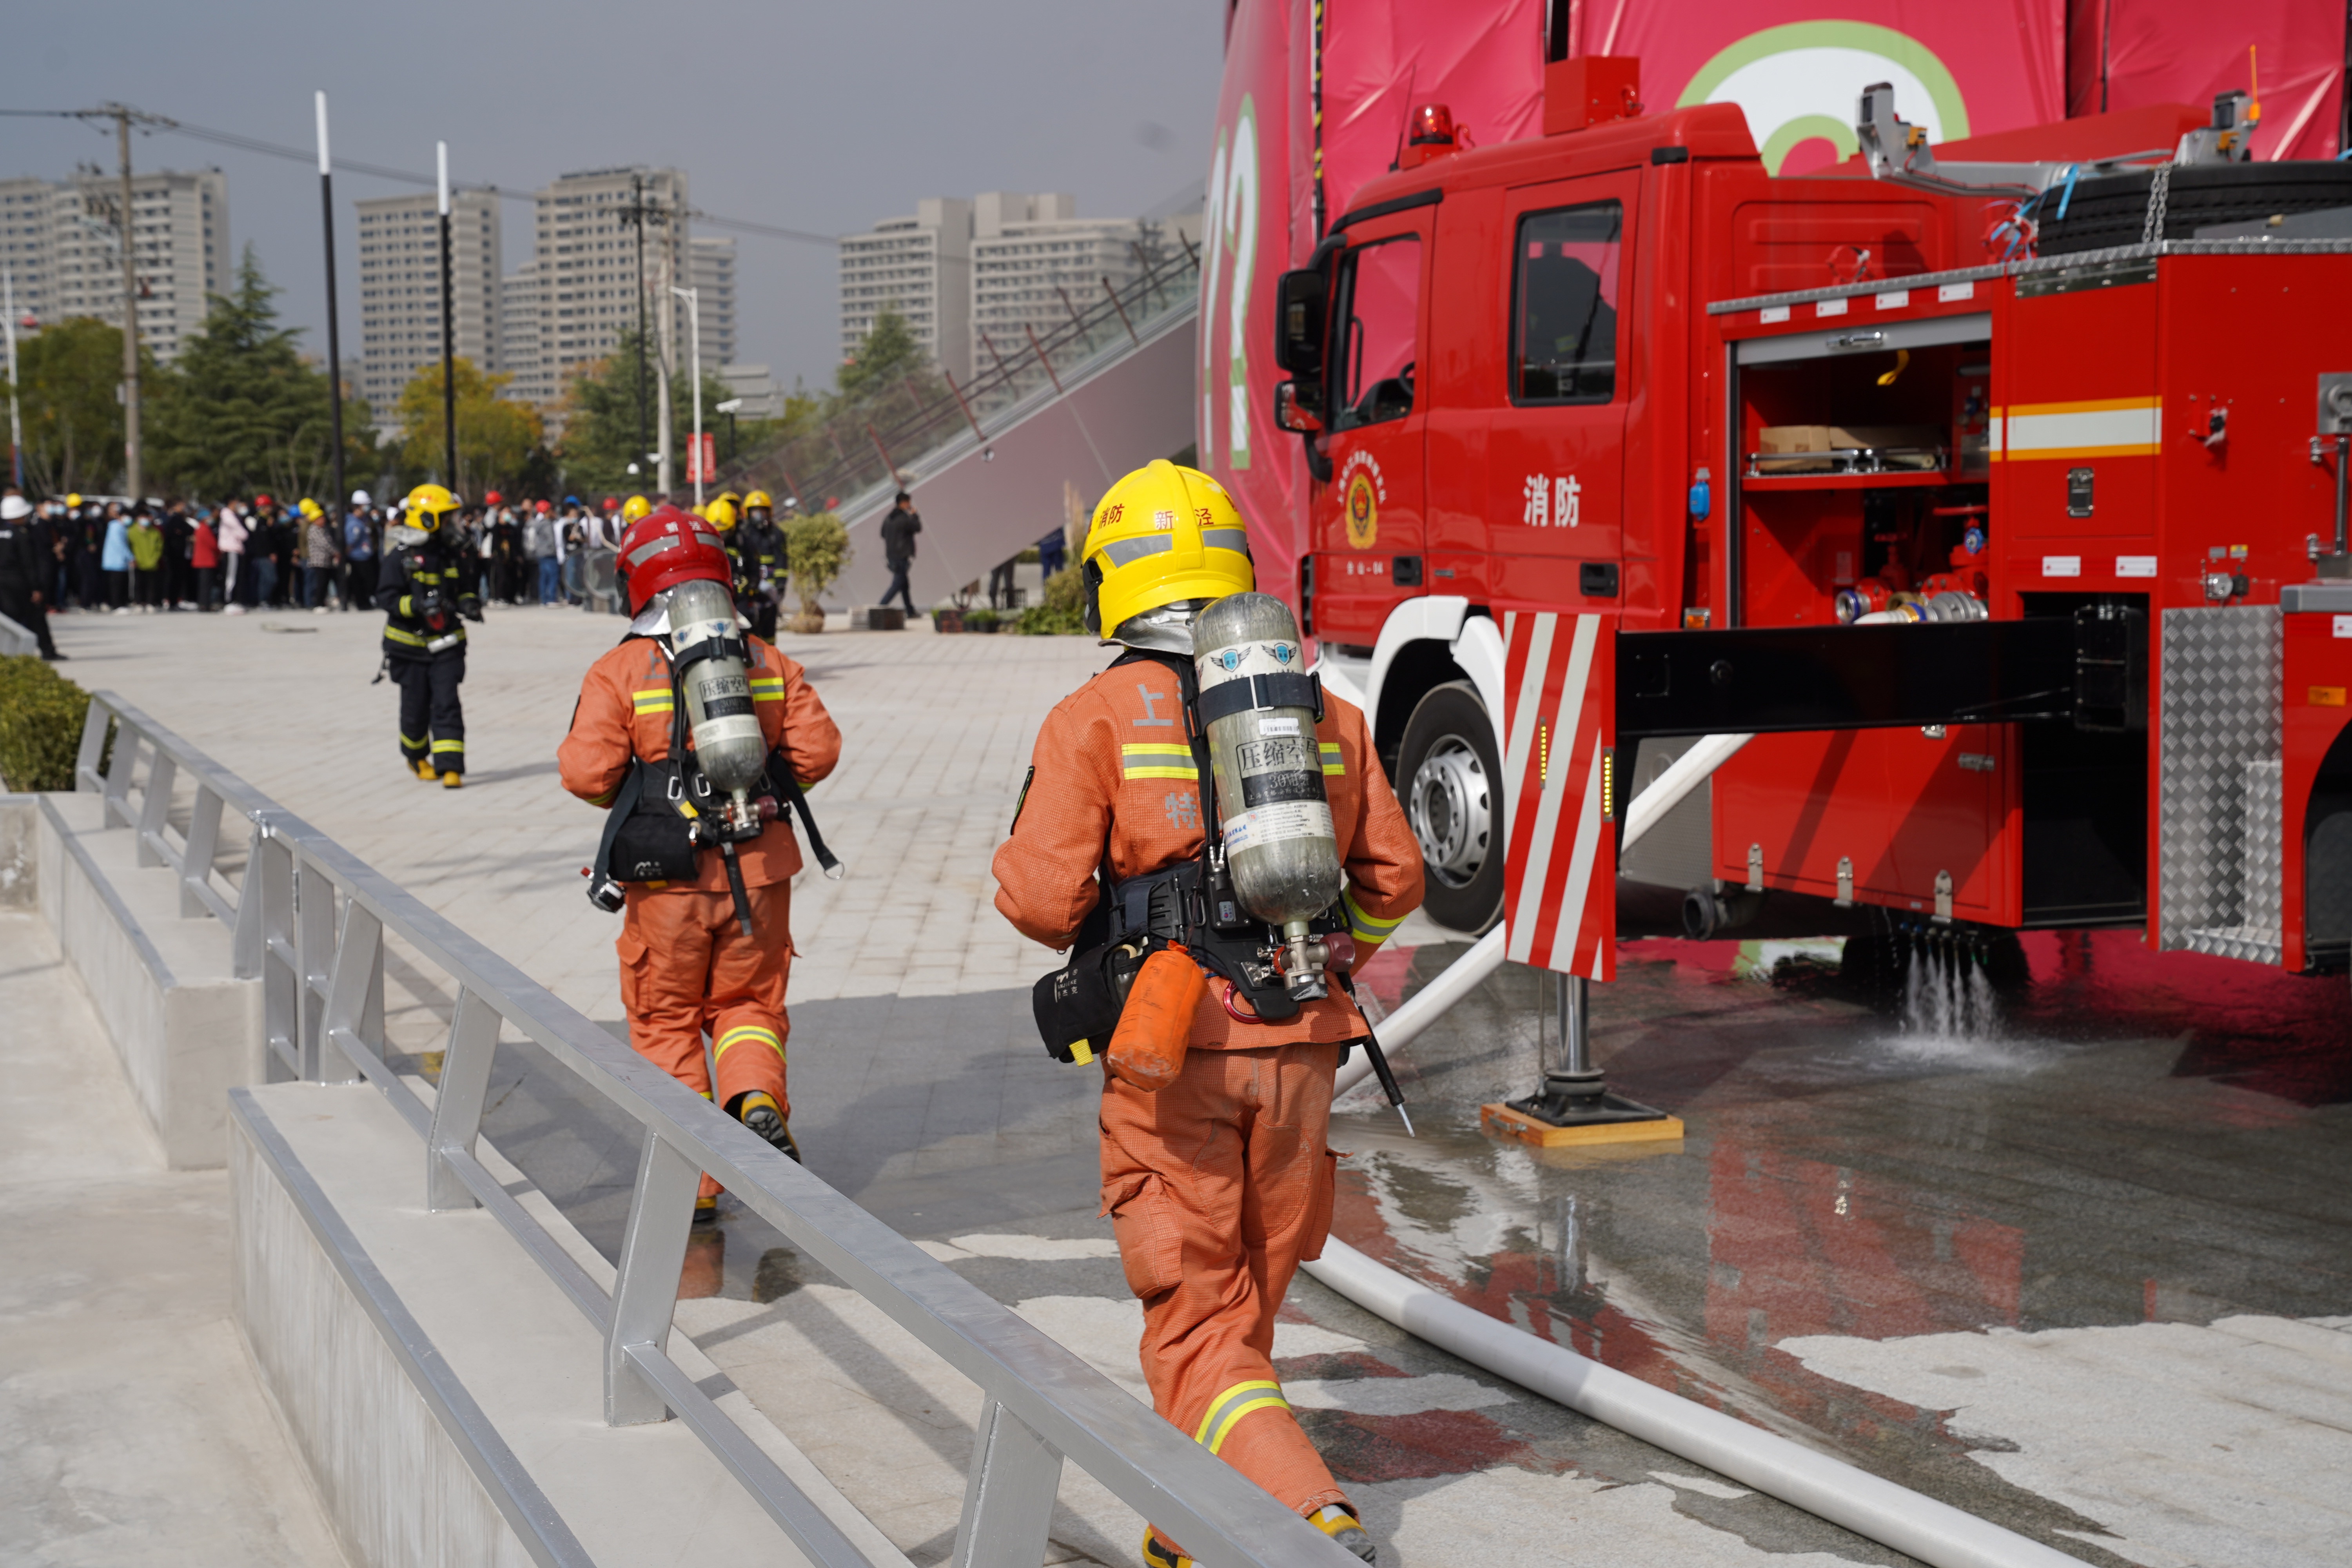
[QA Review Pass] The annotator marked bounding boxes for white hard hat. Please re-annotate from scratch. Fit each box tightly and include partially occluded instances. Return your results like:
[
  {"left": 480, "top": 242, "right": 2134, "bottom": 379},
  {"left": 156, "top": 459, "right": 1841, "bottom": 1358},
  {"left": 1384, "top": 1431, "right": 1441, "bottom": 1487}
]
[
  {"left": 351, "top": 489, "right": 371, "bottom": 506},
  {"left": 0, "top": 495, "right": 29, "bottom": 521}
]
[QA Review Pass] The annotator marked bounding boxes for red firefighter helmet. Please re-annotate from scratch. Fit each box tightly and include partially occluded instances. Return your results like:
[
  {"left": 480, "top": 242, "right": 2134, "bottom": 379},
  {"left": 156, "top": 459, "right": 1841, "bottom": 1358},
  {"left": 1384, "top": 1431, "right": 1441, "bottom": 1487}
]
[{"left": 617, "top": 505, "right": 733, "bottom": 614}]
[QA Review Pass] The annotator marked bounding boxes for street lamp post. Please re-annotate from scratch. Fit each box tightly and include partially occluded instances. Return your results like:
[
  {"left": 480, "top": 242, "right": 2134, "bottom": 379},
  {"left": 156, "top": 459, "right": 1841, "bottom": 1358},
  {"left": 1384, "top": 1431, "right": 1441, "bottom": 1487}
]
[
  {"left": 671, "top": 284, "right": 701, "bottom": 508},
  {"left": 437, "top": 142, "right": 457, "bottom": 491},
  {"left": 716, "top": 396, "right": 743, "bottom": 468}
]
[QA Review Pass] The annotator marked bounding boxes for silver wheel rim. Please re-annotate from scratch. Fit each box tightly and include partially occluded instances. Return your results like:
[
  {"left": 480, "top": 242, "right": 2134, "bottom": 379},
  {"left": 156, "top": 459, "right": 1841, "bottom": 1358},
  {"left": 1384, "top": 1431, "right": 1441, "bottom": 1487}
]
[{"left": 1407, "top": 735, "right": 1491, "bottom": 889}]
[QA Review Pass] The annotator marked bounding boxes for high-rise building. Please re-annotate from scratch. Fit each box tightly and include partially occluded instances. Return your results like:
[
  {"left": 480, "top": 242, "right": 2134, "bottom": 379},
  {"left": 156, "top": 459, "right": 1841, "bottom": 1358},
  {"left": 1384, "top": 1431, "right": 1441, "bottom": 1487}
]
[
  {"left": 969, "top": 192, "right": 1151, "bottom": 378},
  {"left": 498, "top": 261, "right": 550, "bottom": 408},
  {"left": 524, "top": 166, "right": 689, "bottom": 407},
  {"left": 686, "top": 236, "right": 737, "bottom": 371},
  {"left": 0, "top": 167, "right": 229, "bottom": 365},
  {"left": 838, "top": 197, "right": 971, "bottom": 382},
  {"left": 354, "top": 190, "right": 500, "bottom": 424}
]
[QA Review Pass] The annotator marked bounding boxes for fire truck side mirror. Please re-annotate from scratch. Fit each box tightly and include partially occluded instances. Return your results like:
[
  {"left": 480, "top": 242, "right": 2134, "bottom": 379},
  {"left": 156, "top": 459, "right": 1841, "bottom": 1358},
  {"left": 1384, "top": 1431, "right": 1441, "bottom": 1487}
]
[
  {"left": 1274, "top": 268, "right": 1328, "bottom": 377},
  {"left": 1274, "top": 380, "right": 1325, "bottom": 434}
]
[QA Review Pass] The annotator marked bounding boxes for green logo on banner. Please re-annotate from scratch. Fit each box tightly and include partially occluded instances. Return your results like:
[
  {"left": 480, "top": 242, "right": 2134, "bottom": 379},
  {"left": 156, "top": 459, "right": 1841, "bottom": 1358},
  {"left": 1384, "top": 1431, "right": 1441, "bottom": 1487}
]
[{"left": 1678, "top": 22, "right": 1971, "bottom": 174}]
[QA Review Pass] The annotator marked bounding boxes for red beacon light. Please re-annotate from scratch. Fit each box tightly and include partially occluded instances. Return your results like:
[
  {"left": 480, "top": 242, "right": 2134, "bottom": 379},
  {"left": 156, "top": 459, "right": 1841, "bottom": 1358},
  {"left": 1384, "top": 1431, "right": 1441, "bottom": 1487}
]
[{"left": 1399, "top": 104, "right": 1466, "bottom": 169}]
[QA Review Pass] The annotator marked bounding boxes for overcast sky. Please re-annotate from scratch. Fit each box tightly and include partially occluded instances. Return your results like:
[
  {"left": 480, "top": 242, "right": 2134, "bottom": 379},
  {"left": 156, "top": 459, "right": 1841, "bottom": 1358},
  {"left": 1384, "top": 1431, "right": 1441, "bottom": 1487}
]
[{"left": 10, "top": 0, "right": 1224, "bottom": 397}]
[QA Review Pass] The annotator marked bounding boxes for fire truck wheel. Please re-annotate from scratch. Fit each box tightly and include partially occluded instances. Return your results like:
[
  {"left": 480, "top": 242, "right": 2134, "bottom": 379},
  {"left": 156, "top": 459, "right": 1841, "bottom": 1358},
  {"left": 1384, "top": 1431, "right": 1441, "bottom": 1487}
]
[{"left": 1397, "top": 681, "right": 1503, "bottom": 934}]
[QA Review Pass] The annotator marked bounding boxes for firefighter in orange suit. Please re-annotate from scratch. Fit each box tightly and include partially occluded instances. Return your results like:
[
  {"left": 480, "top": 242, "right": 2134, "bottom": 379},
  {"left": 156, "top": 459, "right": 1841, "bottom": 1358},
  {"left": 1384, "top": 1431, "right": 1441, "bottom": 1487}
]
[
  {"left": 991, "top": 461, "right": 1423, "bottom": 1567},
  {"left": 557, "top": 505, "right": 841, "bottom": 1219}
]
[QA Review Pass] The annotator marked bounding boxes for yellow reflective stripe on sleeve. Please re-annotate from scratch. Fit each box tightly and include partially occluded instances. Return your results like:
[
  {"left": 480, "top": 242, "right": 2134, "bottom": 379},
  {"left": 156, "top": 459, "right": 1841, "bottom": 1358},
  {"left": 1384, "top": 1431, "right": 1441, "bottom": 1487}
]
[
  {"left": 384, "top": 626, "right": 428, "bottom": 646},
  {"left": 631, "top": 688, "right": 675, "bottom": 714},
  {"left": 1193, "top": 1379, "right": 1289, "bottom": 1454},
  {"left": 750, "top": 676, "right": 785, "bottom": 703},
  {"left": 1122, "top": 742, "right": 1197, "bottom": 780},
  {"left": 1320, "top": 742, "right": 1345, "bottom": 776},
  {"left": 1342, "top": 886, "right": 1404, "bottom": 944},
  {"left": 714, "top": 1025, "right": 785, "bottom": 1062},
  {"left": 586, "top": 788, "right": 617, "bottom": 807}
]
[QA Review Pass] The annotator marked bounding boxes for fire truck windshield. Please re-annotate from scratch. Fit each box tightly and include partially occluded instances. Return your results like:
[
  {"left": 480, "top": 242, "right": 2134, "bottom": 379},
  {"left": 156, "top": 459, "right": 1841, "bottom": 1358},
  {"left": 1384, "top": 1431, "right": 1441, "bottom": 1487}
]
[
  {"left": 1515, "top": 201, "right": 1621, "bottom": 403},
  {"left": 1333, "top": 235, "right": 1421, "bottom": 430}
]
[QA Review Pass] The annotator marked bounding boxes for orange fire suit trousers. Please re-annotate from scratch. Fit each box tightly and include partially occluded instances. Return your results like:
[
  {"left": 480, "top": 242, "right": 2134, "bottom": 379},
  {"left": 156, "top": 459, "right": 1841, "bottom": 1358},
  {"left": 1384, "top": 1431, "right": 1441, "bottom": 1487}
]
[
  {"left": 619, "top": 882, "right": 793, "bottom": 1199},
  {"left": 1099, "top": 1039, "right": 1349, "bottom": 1535}
]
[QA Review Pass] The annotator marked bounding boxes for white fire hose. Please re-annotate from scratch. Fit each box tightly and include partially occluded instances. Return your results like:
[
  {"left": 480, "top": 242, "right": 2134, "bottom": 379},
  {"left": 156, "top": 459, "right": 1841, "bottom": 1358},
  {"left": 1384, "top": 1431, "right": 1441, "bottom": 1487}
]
[{"left": 1316, "top": 731, "right": 2085, "bottom": 1568}]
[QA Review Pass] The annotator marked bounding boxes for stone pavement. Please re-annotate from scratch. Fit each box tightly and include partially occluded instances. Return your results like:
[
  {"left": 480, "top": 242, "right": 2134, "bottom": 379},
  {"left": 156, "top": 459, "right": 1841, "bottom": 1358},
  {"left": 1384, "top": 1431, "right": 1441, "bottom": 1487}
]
[
  {"left": 0, "top": 911, "right": 343, "bottom": 1566},
  {"left": 43, "top": 603, "right": 1927, "bottom": 1568}
]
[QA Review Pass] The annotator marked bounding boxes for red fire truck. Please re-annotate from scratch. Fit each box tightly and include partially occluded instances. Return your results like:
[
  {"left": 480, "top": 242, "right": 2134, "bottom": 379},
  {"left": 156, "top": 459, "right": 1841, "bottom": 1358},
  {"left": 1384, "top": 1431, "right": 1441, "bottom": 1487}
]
[{"left": 1273, "top": 58, "right": 2352, "bottom": 991}]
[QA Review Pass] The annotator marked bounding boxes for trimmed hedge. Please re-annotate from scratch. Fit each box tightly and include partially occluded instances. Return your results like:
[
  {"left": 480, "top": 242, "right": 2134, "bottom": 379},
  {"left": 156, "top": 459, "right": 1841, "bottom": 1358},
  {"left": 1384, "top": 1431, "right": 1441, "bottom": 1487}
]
[{"left": 0, "top": 656, "right": 95, "bottom": 792}]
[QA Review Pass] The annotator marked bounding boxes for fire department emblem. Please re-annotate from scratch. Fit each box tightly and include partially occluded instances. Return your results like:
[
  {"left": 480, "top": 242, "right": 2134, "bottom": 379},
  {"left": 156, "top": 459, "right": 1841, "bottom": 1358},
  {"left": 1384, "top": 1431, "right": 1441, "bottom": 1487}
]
[{"left": 1345, "top": 471, "right": 1378, "bottom": 549}]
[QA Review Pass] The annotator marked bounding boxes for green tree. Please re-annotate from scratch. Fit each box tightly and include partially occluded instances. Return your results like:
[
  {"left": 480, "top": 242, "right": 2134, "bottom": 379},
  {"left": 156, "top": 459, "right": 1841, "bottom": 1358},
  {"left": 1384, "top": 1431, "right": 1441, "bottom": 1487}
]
[
  {"left": 150, "top": 246, "right": 376, "bottom": 501},
  {"left": 394, "top": 358, "right": 544, "bottom": 497},
  {"left": 3, "top": 317, "right": 133, "bottom": 496},
  {"left": 555, "top": 324, "right": 728, "bottom": 497},
  {"left": 834, "top": 307, "right": 931, "bottom": 404}
]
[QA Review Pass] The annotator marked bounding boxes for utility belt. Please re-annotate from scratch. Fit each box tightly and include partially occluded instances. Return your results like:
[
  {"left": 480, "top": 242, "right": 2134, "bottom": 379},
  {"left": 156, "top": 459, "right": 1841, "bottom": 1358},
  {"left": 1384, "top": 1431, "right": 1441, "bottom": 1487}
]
[
  {"left": 585, "top": 656, "right": 839, "bottom": 913},
  {"left": 1029, "top": 650, "right": 1341, "bottom": 1065}
]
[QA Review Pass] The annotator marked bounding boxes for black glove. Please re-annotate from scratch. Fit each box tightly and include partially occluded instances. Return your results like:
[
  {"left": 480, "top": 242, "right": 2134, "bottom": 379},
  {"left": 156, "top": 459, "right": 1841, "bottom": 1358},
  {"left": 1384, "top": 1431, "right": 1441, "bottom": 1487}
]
[
  {"left": 414, "top": 585, "right": 447, "bottom": 627},
  {"left": 461, "top": 599, "right": 485, "bottom": 624}
]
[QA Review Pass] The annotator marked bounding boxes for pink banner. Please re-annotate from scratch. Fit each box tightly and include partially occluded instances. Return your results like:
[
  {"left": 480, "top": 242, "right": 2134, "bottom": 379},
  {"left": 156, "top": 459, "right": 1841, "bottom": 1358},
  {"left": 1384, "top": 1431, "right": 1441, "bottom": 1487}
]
[{"left": 2097, "top": 2, "right": 2344, "bottom": 161}]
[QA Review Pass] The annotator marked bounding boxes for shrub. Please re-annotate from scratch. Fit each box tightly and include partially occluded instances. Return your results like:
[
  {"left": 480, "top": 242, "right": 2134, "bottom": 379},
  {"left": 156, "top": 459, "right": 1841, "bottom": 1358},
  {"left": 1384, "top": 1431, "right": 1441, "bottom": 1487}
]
[
  {"left": 965, "top": 606, "right": 999, "bottom": 630},
  {"left": 785, "top": 511, "right": 851, "bottom": 630},
  {"left": 0, "top": 656, "right": 95, "bottom": 792},
  {"left": 1015, "top": 564, "right": 1089, "bottom": 635}
]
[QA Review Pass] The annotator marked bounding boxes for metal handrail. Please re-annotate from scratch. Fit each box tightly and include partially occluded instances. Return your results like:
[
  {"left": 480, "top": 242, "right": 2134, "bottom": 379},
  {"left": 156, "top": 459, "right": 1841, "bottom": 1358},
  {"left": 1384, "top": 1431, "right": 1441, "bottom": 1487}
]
[
  {"left": 0, "top": 608, "right": 39, "bottom": 657},
  {"left": 69, "top": 690, "right": 1355, "bottom": 1568}
]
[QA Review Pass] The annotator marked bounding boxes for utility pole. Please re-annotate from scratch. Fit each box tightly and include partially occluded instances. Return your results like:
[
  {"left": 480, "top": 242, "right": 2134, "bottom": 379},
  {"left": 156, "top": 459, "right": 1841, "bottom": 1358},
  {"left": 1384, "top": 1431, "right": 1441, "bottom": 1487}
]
[
  {"left": 4, "top": 267, "right": 23, "bottom": 490},
  {"left": 316, "top": 93, "right": 346, "bottom": 527},
  {"left": 672, "top": 284, "right": 701, "bottom": 506},
  {"left": 437, "top": 142, "right": 457, "bottom": 492},
  {"left": 655, "top": 239, "right": 675, "bottom": 496},
  {"left": 113, "top": 106, "right": 142, "bottom": 503},
  {"left": 616, "top": 172, "right": 671, "bottom": 486}
]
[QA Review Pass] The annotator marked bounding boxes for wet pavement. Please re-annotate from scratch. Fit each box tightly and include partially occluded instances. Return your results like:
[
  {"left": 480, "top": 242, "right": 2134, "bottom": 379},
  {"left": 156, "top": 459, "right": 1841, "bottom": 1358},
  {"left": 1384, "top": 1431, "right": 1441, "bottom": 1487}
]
[{"left": 1323, "top": 922, "right": 2352, "bottom": 1565}]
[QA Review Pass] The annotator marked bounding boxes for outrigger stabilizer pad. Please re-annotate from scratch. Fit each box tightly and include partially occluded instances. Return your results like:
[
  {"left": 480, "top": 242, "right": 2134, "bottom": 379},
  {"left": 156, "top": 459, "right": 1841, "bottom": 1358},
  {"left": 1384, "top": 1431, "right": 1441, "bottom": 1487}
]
[{"left": 1483, "top": 1068, "right": 1684, "bottom": 1149}]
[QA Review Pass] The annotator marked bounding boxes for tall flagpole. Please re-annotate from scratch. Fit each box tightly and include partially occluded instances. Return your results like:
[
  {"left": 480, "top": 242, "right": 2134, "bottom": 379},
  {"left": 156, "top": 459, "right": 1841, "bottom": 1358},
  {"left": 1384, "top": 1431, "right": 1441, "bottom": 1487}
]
[
  {"left": 317, "top": 93, "right": 346, "bottom": 525},
  {"left": 437, "top": 141, "right": 458, "bottom": 491}
]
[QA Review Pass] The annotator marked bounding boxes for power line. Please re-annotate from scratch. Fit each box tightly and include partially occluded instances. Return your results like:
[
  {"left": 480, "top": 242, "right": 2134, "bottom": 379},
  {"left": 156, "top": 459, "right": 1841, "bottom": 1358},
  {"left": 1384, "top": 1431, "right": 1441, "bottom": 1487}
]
[{"left": 0, "top": 104, "right": 839, "bottom": 248}]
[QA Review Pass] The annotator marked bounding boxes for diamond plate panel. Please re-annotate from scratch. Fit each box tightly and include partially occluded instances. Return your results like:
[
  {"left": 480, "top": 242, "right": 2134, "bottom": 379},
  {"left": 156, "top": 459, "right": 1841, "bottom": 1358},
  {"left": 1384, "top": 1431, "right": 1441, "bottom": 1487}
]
[{"left": 2158, "top": 607, "right": 2281, "bottom": 951}]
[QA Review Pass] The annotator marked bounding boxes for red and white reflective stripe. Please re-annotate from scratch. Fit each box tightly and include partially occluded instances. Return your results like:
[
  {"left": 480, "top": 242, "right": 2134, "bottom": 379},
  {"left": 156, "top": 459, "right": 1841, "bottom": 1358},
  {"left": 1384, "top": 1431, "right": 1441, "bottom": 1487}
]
[{"left": 1500, "top": 610, "right": 1613, "bottom": 980}]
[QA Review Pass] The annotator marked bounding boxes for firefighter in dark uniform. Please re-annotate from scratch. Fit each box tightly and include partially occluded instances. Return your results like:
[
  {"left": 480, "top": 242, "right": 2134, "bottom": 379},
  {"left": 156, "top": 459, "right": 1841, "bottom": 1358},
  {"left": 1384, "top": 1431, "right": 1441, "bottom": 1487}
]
[
  {"left": 0, "top": 493, "right": 62, "bottom": 659},
  {"left": 375, "top": 484, "right": 482, "bottom": 787},
  {"left": 736, "top": 489, "right": 787, "bottom": 641}
]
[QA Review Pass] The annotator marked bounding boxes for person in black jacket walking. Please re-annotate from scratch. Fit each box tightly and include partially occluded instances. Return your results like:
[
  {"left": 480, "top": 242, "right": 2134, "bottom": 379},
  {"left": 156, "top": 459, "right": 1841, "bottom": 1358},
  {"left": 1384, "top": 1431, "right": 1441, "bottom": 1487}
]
[
  {"left": 375, "top": 484, "right": 482, "bottom": 786},
  {"left": 878, "top": 490, "right": 921, "bottom": 616}
]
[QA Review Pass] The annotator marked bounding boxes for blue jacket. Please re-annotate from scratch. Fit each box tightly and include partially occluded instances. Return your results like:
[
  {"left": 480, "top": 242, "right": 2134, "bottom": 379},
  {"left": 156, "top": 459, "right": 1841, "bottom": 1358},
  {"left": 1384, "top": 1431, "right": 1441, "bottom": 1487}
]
[{"left": 101, "top": 517, "right": 132, "bottom": 572}]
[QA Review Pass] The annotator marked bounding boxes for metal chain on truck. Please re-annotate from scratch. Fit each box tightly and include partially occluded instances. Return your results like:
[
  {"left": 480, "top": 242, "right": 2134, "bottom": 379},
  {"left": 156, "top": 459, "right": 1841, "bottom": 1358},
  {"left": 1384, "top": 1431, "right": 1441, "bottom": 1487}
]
[{"left": 2140, "top": 162, "right": 2172, "bottom": 246}]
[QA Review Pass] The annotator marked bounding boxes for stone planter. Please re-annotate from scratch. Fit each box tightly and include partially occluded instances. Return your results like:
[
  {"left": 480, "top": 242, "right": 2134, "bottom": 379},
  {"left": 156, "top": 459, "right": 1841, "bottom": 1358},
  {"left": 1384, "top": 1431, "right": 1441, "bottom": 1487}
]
[
  {"left": 933, "top": 609, "right": 965, "bottom": 634},
  {"left": 787, "top": 611, "right": 828, "bottom": 635}
]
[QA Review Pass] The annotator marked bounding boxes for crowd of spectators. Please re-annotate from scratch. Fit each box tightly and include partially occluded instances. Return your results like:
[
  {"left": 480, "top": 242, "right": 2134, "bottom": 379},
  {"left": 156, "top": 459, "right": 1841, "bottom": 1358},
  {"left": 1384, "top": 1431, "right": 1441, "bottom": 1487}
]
[{"left": 13, "top": 490, "right": 633, "bottom": 619}]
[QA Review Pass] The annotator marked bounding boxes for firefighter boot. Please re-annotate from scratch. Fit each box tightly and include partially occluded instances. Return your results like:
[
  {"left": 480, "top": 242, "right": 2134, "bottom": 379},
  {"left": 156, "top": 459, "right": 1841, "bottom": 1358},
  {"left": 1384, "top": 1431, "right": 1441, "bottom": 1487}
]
[
  {"left": 734, "top": 1090, "right": 801, "bottom": 1163},
  {"left": 441, "top": 771, "right": 463, "bottom": 789},
  {"left": 694, "top": 1194, "right": 719, "bottom": 1224},
  {"left": 1311, "top": 1507, "right": 1375, "bottom": 1564},
  {"left": 1141, "top": 1530, "right": 1189, "bottom": 1568},
  {"left": 415, "top": 759, "right": 436, "bottom": 781}
]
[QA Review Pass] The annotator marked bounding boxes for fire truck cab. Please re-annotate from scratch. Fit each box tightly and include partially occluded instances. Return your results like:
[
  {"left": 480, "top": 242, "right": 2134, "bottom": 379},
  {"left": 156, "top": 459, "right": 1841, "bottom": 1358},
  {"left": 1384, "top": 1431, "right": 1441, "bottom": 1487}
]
[{"left": 1275, "top": 62, "right": 2352, "bottom": 983}]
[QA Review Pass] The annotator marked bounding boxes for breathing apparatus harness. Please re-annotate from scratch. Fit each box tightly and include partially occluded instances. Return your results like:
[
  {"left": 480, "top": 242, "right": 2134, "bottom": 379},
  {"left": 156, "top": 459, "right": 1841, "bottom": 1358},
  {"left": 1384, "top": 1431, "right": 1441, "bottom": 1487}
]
[
  {"left": 1029, "top": 647, "right": 1410, "bottom": 1123},
  {"left": 585, "top": 630, "right": 840, "bottom": 928}
]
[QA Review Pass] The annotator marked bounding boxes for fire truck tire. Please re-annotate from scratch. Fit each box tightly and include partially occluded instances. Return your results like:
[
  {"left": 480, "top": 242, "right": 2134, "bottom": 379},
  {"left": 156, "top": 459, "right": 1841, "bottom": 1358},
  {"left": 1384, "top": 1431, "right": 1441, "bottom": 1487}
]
[{"left": 1397, "top": 681, "right": 1503, "bottom": 934}]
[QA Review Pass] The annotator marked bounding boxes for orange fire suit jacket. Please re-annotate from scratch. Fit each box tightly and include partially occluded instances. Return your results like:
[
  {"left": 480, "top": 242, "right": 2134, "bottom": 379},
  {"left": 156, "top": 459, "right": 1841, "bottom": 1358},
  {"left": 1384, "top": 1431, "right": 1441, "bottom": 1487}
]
[
  {"left": 994, "top": 654, "right": 1424, "bottom": 1048},
  {"left": 558, "top": 634, "right": 841, "bottom": 891}
]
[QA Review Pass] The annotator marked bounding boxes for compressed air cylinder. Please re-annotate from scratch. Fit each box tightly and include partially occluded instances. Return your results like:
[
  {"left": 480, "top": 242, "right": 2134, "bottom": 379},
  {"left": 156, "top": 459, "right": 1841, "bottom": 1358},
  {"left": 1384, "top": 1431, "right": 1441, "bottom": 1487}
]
[
  {"left": 1193, "top": 593, "right": 1344, "bottom": 925},
  {"left": 665, "top": 577, "right": 768, "bottom": 793}
]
